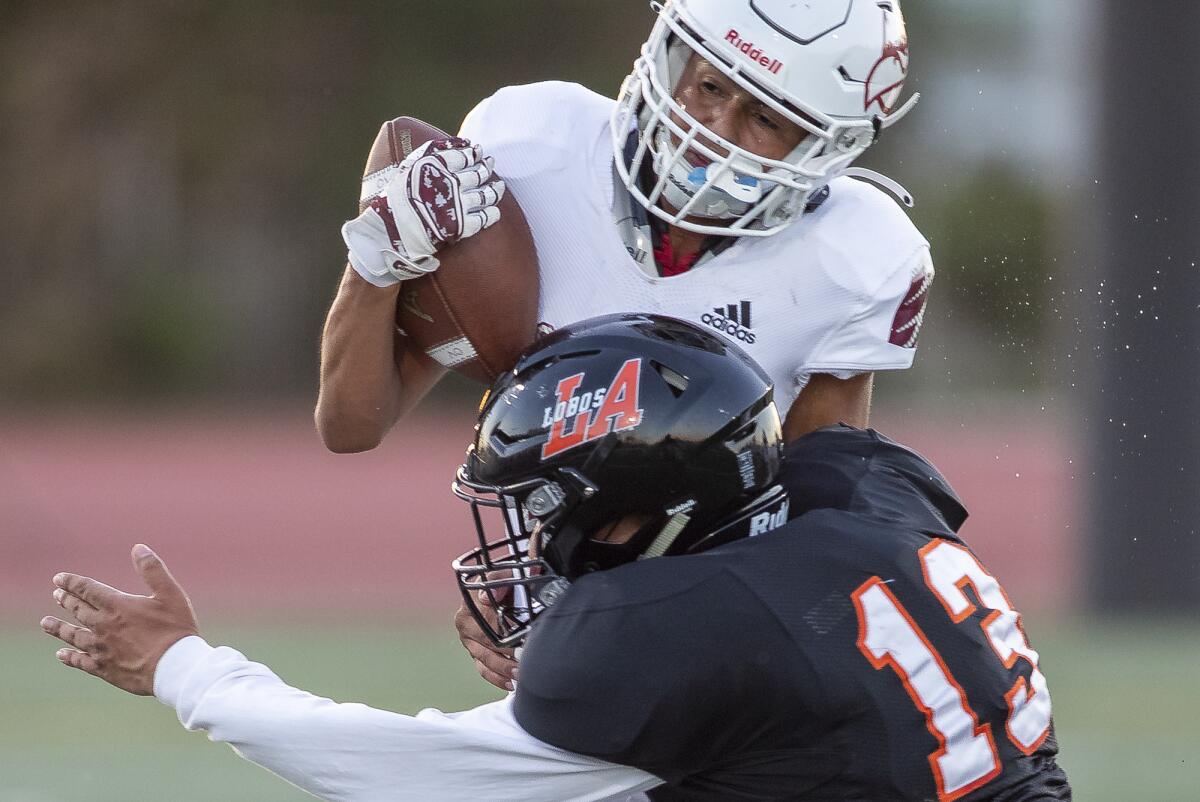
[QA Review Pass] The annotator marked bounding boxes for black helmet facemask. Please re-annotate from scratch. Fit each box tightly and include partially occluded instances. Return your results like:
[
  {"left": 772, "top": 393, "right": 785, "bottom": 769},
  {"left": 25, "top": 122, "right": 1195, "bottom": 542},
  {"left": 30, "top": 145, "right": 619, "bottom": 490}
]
[{"left": 451, "top": 459, "right": 789, "bottom": 648}]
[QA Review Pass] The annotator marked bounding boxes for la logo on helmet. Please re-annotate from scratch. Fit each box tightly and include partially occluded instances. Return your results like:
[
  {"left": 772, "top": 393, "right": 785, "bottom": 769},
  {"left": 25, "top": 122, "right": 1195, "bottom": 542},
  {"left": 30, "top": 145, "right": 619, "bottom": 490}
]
[{"left": 541, "top": 358, "right": 645, "bottom": 459}]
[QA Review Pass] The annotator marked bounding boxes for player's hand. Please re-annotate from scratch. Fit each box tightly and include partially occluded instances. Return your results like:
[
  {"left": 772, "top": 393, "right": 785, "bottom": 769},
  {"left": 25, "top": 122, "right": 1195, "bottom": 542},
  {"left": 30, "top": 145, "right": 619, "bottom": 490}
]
[
  {"left": 454, "top": 586, "right": 519, "bottom": 692},
  {"left": 342, "top": 137, "right": 506, "bottom": 287},
  {"left": 40, "top": 544, "right": 200, "bottom": 697}
]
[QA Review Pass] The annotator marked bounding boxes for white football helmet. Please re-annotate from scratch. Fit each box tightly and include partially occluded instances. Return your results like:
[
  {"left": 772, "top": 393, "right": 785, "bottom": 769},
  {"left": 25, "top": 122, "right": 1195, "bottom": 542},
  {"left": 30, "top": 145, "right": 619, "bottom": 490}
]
[{"left": 612, "top": 0, "right": 918, "bottom": 237}]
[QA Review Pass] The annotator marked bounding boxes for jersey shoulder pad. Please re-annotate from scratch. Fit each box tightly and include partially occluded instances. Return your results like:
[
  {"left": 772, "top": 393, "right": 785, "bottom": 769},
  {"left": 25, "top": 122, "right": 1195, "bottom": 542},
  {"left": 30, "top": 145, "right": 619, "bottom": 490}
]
[
  {"left": 796, "top": 179, "right": 936, "bottom": 369},
  {"left": 801, "top": 176, "right": 929, "bottom": 297},
  {"left": 458, "top": 81, "right": 614, "bottom": 179},
  {"left": 513, "top": 563, "right": 777, "bottom": 778}
]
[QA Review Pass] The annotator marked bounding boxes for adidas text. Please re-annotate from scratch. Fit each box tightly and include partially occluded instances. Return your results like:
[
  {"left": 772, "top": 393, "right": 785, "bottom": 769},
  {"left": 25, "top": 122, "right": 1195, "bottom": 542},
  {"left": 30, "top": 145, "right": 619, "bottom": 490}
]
[{"left": 701, "top": 312, "right": 756, "bottom": 344}]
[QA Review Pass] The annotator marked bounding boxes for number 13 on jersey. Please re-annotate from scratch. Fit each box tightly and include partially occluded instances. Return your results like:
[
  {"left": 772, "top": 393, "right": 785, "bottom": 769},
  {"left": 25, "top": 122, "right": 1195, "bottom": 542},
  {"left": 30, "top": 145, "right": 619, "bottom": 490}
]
[{"left": 852, "top": 540, "right": 1053, "bottom": 801}]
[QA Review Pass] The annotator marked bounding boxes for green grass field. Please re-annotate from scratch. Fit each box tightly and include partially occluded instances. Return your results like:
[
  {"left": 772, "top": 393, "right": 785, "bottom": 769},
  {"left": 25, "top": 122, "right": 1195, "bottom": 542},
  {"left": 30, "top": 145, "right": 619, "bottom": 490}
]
[{"left": 2, "top": 617, "right": 1196, "bottom": 801}]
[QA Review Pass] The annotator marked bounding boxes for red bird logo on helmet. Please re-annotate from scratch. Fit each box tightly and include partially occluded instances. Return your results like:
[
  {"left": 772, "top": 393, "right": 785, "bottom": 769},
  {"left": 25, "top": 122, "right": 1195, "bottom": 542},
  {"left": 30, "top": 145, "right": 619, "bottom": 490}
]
[{"left": 864, "top": 38, "right": 910, "bottom": 115}]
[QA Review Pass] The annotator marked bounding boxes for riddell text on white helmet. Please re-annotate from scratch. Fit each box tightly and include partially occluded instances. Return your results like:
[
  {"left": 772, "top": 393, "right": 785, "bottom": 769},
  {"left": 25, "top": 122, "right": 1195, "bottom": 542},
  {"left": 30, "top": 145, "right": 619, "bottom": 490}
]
[{"left": 724, "top": 30, "right": 784, "bottom": 75}]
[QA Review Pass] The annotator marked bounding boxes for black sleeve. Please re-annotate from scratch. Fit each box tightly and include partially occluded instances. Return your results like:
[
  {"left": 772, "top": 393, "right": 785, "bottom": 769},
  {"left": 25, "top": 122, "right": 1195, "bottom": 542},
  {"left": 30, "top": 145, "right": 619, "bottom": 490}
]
[{"left": 512, "top": 563, "right": 797, "bottom": 783}]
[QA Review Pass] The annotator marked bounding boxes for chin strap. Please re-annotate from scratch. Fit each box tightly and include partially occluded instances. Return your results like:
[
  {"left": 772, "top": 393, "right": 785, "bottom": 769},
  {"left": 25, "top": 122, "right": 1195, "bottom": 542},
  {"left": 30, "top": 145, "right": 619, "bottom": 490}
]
[{"left": 842, "top": 168, "right": 914, "bottom": 208}]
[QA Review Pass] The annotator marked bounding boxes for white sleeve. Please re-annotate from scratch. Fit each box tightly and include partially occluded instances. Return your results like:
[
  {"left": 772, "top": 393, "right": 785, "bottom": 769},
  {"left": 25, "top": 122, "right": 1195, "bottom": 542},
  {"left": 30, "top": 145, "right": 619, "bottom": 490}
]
[
  {"left": 800, "top": 246, "right": 934, "bottom": 379},
  {"left": 458, "top": 85, "right": 558, "bottom": 180},
  {"left": 457, "top": 82, "right": 610, "bottom": 182},
  {"left": 154, "top": 636, "right": 662, "bottom": 802}
]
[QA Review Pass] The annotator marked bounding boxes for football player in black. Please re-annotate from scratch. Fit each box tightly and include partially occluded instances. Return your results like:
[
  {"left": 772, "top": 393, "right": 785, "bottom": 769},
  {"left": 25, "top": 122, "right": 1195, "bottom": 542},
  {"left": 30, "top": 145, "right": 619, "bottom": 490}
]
[
  {"left": 454, "top": 313, "right": 1072, "bottom": 801},
  {"left": 44, "top": 313, "right": 1069, "bottom": 800}
]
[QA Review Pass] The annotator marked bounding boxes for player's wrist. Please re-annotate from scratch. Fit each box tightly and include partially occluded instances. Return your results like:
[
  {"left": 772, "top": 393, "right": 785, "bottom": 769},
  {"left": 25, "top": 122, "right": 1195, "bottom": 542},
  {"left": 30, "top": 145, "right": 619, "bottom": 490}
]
[
  {"left": 342, "top": 208, "right": 442, "bottom": 288},
  {"left": 152, "top": 634, "right": 214, "bottom": 705},
  {"left": 346, "top": 249, "right": 401, "bottom": 288}
]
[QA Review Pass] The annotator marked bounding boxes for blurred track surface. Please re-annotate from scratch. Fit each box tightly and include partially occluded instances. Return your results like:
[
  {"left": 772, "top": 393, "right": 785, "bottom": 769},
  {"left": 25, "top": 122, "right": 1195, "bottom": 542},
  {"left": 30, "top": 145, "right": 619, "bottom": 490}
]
[{"left": 1, "top": 407, "right": 1080, "bottom": 618}]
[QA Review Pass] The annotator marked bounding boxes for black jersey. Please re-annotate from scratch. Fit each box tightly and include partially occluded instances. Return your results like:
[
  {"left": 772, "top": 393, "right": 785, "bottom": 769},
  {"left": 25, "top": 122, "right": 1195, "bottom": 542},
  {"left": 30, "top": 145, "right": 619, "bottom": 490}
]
[{"left": 513, "top": 427, "right": 1071, "bottom": 801}]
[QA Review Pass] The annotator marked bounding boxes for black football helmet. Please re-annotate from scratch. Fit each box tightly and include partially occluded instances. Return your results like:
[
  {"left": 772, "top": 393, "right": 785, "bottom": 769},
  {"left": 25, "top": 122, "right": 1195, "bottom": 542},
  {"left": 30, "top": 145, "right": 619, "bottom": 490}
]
[{"left": 452, "top": 313, "right": 788, "bottom": 646}]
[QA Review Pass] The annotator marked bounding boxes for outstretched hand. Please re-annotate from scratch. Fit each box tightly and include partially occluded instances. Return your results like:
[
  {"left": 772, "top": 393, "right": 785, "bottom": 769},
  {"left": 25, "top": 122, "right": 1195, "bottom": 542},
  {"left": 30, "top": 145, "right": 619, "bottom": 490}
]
[{"left": 41, "top": 544, "right": 200, "bottom": 696}]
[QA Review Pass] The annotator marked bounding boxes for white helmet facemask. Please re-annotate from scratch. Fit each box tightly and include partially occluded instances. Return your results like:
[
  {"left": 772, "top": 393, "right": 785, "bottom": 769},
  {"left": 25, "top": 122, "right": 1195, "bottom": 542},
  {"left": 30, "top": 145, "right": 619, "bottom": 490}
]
[
  {"left": 651, "top": 123, "right": 771, "bottom": 220},
  {"left": 613, "top": 0, "right": 919, "bottom": 238}
]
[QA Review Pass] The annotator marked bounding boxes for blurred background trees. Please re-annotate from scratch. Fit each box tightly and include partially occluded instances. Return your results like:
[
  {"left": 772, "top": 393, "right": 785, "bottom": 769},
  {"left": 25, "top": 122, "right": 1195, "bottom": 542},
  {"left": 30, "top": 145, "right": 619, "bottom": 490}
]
[
  {"left": 1, "top": 0, "right": 1072, "bottom": 406},
  {"left": 0, "top": 0, "right": 644, "bottom": 402}
]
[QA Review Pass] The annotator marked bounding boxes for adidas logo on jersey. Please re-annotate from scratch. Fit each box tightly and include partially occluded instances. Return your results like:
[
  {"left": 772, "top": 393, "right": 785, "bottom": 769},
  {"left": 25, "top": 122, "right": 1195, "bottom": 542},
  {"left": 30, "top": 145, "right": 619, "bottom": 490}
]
[{"left": 701, "top": 301, "right": 756, "bottom": 344}]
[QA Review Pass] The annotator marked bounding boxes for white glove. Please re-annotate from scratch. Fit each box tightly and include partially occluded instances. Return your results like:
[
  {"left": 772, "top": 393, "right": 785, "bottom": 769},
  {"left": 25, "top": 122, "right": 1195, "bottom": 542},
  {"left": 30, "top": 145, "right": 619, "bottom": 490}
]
[{"left": 342, "top": 138, "right": 506, "bottom": 287}]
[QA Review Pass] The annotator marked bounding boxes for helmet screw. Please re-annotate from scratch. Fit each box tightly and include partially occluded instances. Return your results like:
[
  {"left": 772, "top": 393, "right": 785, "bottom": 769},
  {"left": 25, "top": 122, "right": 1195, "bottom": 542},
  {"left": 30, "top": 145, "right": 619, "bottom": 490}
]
[
  {"left": 526, "top": 482, "right": 566, "bottom": 516},
  {"left": 836, "top": 131, "right": 862, "bottom": 152}
]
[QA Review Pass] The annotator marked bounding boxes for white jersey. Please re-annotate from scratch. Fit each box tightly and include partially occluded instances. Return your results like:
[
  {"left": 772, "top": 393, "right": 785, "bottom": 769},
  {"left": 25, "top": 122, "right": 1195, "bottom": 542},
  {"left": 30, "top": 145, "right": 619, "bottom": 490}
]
[
  {"left": 155, "top": 635, "right": 660, "bottom": 801},
  {"left": 459, "top": 82, "right": 933, "bottom": 413}
]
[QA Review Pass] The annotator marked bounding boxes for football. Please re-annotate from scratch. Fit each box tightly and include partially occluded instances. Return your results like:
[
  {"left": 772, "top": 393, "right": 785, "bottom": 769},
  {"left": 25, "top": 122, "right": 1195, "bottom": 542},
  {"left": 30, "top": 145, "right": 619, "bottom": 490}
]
[{"left": 357, "top": 116, "right": 540, "bottom": 384}]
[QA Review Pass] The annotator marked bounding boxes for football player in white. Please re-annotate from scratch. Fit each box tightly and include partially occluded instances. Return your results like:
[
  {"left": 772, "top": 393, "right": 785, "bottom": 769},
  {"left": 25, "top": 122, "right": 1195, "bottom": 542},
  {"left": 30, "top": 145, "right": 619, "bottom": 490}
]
[{"left": 317, "top": 0, "right": 934, "bottom": 451}]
